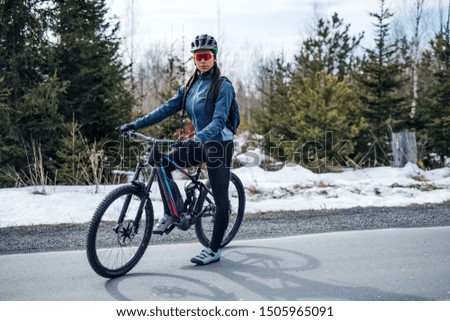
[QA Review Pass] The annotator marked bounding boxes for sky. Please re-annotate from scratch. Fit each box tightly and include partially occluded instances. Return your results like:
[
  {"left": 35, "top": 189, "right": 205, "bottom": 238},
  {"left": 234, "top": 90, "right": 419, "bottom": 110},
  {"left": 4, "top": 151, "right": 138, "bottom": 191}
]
[
  {"left": 0, "top": 160, "right": 448, "bottom": 227},
  {"left": 106, "top": 0, "right": 444, "bottom": 77}
]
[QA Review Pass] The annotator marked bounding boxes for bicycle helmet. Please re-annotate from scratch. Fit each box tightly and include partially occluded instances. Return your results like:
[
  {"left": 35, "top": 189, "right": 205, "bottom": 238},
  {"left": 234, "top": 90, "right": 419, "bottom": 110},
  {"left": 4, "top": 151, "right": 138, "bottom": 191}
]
[{"left": 191, "top": 34, "right": 218, "bottom": 53}]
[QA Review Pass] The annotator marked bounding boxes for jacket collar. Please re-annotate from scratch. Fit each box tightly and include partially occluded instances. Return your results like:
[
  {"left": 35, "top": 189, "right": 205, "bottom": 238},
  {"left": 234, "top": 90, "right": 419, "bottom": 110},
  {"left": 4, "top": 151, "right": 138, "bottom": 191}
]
[{"left": 197, "top": 68, "right": 214, "bottom": 80}]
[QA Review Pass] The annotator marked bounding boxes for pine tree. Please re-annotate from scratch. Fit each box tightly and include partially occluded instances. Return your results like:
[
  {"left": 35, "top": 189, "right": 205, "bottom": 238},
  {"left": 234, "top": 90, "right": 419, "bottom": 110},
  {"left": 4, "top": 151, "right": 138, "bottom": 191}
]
[
  {"left": 0, "top": 0, "right": 64, "bottom": 186},
  {"left": 295, "top": 13, "right": 363, "bottom": 81},
  {"left": 253, "top": 55, "right": 295, "bottom": 163},
  {"left": 290, "top": 71, "right": 366, "bottom": 170},
  {"left": 0, "top": 0, "right": 44, "bottom": 110},
  {"left": 51, "top": 0, "right": 134, "bottom": 142},
  {"left": 0, "top": 78, "right": 12, "bottom": 179},
  {"left": 354, "top": 0, "right": 409, "bottom": 166},
  {"left": 415, "top": 51, "right": 435, "bottom": 131},
  {"left": 56, "top": 116, "right": 96, "bottom": 185},
  {"left": 421, "top": 13, "right": 450, "bottom": 164},
  {"left": 19, "top": 73, "right": 67, "bottom": 151}
]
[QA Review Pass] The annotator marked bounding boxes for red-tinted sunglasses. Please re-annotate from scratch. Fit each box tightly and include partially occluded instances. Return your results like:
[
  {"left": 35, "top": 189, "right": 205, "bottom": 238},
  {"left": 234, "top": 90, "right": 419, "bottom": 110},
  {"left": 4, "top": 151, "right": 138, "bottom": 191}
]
[{"left": 194, "top": 52, "right": 213, "bottom": 61}]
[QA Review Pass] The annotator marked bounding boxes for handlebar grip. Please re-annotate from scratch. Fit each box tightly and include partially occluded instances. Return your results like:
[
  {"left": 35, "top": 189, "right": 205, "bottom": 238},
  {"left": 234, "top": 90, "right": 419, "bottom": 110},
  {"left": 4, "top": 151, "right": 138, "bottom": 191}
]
[{"left": 117, "top": 129, "right": 181, "bottom": 146}]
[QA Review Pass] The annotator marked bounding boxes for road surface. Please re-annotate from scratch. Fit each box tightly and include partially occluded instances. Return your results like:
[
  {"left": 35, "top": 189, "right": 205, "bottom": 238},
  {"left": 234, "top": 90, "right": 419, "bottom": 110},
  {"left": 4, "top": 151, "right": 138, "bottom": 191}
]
[{"left": 0, "top": 226, "right": 449, "bottom": 301}]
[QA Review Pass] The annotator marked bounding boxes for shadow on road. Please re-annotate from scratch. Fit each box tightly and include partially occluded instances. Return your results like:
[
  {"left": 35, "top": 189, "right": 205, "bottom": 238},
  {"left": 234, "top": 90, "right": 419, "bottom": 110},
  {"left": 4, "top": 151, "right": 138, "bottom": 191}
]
[{"left": 104, "top": 244, "right": 428, "bottom": 301}]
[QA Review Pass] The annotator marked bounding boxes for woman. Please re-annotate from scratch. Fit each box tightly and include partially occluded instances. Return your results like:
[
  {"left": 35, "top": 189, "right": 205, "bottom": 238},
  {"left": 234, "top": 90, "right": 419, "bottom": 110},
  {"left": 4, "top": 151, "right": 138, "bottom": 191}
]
[{"left": 118, "top": 34, "right": 235, "bottom": 265}]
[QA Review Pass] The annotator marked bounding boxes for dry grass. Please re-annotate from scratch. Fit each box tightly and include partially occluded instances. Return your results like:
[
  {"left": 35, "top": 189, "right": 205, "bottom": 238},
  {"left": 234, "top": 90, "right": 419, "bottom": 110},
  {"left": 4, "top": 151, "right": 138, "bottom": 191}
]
[{"left": 411, "top": 175, "right": 429, "bottom": 182}]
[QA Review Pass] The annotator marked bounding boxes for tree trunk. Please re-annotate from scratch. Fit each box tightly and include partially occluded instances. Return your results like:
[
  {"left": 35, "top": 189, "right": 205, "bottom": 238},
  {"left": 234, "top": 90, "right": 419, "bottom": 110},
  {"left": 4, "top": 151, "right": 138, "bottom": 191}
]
[{"left": 392, "top": 131, "right": 418, "bottom": 167}]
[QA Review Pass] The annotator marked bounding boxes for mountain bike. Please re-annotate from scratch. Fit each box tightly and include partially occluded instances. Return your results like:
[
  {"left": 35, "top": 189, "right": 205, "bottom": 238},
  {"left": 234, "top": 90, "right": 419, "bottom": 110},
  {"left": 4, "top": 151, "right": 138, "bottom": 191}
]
[{"left": 86, "top": 131, "right": 245, "bottom": 278}]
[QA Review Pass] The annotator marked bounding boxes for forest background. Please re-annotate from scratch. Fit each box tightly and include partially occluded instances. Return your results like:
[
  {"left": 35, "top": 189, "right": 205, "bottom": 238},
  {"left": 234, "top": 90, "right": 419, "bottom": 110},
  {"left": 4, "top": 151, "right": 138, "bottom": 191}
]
[{"left": 0, "top": 0, "right": 449, "bottom": 189}]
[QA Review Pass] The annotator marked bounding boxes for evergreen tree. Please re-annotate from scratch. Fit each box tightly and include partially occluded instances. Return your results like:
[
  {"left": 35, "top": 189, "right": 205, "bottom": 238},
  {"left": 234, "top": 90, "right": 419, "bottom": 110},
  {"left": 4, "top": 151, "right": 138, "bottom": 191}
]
[
  {"left": 421, "top": 16, "right": 450, "bottom": 164},
  {"left": 0, "top": 78, "right": 12, "bottom": 176},
  {"left": 19, "top": 73, "right": 67, "bottom": 152},
  {"left": 51, "top": 0, "right": 134, "bottom": 142},
  {"left": 295, "top": 13, "right": 363, "bottom": 81},
  {"left": 56, "top": 117, "right": 92, "bottom": 185},
  {"left": 0, "top": 0, "right": 63, "bottom": 186},
  {"left": 254, "top": 54, "right": 366, "bottom": 170},
  {"left": 290, "top": 71, "right": 366, "bottom": 170},
  {"left": 415, "top": 51, "right": 436, "bottom": 131},
  {"left": 354, "top": 0, "right": 409, "bottom": 166},
  {"left": 253, "top": 55, "right": 294, "bottom": 162},
  {"left": 414, "top": 47, "right": 439, "bottom": 165}
]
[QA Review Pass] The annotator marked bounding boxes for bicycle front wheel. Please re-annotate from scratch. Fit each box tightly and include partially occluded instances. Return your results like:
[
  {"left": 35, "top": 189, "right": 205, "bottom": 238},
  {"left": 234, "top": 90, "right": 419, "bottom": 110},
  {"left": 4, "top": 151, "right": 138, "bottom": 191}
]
[
  {"left": 86, "top": 184, "right": 153, "bottom": 278},
  {"left": 195, "top": 172, "right": 245, "bottom": 248}
]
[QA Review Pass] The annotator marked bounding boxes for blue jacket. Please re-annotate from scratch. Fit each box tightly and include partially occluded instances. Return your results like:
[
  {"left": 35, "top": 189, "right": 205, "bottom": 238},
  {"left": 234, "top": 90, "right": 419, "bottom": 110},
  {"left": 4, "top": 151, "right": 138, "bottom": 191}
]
[{"left": 132, "top": 70, "right": 234, "bottom": 143}]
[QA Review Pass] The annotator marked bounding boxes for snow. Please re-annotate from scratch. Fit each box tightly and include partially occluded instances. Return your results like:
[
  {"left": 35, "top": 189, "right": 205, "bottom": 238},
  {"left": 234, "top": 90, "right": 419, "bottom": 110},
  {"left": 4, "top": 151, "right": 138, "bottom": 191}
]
[{"left": 0, "top": 162, "right": 449, "bottom": 227}]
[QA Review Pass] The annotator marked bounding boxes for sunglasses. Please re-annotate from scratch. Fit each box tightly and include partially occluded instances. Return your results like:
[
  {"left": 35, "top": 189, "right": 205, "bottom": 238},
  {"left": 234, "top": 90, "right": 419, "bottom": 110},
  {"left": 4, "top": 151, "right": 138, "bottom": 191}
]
[{"left": 194, "top": 52, "right": 213, "bottom": 61}]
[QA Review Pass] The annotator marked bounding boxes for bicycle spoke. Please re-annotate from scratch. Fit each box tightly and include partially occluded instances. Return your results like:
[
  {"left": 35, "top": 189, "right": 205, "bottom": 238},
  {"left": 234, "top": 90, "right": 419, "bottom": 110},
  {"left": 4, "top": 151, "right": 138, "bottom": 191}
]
[
  {"left": 195, "top": 173, "right": 245, "bottom": 248},
  {"left": 87, "top": 185, "right": 153, "bottom": 278}
]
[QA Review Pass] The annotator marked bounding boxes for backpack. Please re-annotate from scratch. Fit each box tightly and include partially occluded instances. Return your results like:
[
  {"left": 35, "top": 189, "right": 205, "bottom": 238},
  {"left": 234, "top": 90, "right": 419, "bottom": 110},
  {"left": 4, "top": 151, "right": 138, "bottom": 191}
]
[
  {"left": 181, "top": 75, "right": 240, "bottom": 134},
  {"left": 213, "top": 76, "right": 240, "bottom": 134}
]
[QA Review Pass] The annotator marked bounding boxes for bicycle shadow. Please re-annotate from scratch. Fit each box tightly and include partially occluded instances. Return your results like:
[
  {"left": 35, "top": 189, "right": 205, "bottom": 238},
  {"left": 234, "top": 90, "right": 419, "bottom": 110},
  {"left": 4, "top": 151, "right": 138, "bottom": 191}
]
[
  {"left": 104, "top": 272, "right": 237, "bottom": 301},
  {"left": 202, "top": 244, "right": 429, "bottom": 301},
  {"left": 104, "top": 243, "right": 428, "bottom": 301}
]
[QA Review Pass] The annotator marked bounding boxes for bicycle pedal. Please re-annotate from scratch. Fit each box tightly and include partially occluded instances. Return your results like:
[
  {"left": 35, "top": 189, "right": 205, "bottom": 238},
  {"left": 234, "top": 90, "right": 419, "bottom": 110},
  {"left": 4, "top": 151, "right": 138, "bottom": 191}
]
[{"left": 164, "top": 224, "right": 176, "bottom": 234}]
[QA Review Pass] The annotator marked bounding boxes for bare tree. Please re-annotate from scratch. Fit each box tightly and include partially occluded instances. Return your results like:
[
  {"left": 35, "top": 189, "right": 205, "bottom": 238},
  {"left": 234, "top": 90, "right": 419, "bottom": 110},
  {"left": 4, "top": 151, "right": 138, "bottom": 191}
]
[
  {"left": 215, "top": 0, "right": 237, "bottom": 80},
  {"left": 120, "top": 0, "right": 141, "bottom": 111},
  {"left": 398, "top": 0, "right": 435, "bottom": 119},
  {"left": 135, "top": 39, "right": 190, "bottom": 115},
  {"left": 410, "top": 0, "right": 425, "bottom": 119},
  {"left": 124, "top": 0, "right": 139, "bottom": 73},
  {"left": 136, "top": 43, "right": 168, "bottom": 114},
  {"left": 439, "top": 0, "right": 450, "bottom": 32}
]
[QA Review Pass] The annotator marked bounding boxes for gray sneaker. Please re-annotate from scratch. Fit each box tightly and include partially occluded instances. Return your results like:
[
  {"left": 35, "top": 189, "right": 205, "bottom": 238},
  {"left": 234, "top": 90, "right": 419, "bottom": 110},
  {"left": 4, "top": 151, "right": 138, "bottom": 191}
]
[
  {"left": 152, "top": 214, "right": 173, "bottom": 234},
  {"left": 190, "top": 248, "right": 221, "bottom": 265}
]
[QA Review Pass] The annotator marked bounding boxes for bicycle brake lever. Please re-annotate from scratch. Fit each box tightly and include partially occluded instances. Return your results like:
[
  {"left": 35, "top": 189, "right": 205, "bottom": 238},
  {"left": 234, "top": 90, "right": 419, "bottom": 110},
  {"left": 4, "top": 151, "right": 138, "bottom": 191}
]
[{"left": 119, "top": 130, "right": 136, "bottom": 140}]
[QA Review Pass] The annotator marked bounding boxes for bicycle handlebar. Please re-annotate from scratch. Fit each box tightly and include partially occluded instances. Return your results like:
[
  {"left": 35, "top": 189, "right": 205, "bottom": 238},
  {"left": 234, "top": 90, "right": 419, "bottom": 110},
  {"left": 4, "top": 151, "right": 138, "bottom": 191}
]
[{"left": 121, "top": 130, "right": 180, "bottom": 147}]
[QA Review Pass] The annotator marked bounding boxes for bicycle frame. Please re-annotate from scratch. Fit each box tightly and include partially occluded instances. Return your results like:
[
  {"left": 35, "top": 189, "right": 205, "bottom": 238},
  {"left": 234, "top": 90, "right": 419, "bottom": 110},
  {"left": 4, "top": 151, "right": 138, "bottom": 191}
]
[{"left": 117, "top": 132, "right": 213, "bottom": 234}]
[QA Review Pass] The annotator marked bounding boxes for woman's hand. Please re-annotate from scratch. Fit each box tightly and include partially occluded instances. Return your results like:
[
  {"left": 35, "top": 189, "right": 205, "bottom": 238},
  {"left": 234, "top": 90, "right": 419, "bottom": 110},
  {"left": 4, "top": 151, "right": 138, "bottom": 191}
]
[{"left": 116, "top": 123, "right": 135, "bottom": 133}]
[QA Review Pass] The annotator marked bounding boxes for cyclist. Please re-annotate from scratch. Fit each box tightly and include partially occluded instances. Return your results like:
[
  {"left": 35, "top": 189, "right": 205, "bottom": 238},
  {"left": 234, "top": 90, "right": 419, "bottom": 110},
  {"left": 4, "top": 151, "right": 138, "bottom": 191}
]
[{"left": 118, "top": 34, "right": 235, "bottom": 266}]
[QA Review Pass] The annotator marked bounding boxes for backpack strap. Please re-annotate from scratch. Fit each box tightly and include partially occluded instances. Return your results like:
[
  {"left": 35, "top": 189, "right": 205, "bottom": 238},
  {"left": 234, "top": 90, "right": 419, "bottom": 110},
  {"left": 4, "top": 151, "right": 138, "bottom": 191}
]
[
  {"left": 212, "top": 76, "right": 228, "bottom": 103},
  {"left": 180, "top": 75, "right": 236, "bottom": 136},
  {"left": 213, "top": 76, "right": 237, "bottom": 134}
]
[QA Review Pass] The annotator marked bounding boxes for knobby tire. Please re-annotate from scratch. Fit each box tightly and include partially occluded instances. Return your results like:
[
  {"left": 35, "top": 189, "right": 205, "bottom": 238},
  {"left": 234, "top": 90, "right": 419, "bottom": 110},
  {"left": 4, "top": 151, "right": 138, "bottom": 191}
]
[
  {"left": 195, "top": 173, "right": 245, "bottom": 248},
  {"left": 86, "top": 185, "right": 153, "bottom": 278}
]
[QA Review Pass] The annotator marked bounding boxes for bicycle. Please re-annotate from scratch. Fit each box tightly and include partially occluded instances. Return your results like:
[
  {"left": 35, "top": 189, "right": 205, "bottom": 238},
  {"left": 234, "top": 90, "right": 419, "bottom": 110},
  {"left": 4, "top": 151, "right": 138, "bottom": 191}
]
[{"left": 86, "top": 131, "right": 246, "bottom": 278}]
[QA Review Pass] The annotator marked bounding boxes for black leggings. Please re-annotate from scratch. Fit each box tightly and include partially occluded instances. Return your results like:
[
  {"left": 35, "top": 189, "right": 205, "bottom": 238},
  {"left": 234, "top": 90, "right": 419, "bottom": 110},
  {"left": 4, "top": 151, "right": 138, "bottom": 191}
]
[{"left": 160, "top": 140, "right": 234, "bottom": 252}]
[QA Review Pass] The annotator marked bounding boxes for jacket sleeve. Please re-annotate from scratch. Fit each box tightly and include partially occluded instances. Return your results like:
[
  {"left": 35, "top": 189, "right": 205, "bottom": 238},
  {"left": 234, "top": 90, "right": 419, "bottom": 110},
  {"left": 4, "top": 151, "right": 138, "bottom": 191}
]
[
  {"left": 194, "top": 81, "right": 233, "bottom": 143},
  {"left": 131, "top": 85, "right": 185, "bottom": 130}
]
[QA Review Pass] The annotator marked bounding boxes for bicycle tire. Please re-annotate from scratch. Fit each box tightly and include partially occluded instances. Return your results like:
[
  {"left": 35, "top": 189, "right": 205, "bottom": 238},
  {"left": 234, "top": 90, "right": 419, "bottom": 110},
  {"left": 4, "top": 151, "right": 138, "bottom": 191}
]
[
  {"left": 195, "top": 172, "right": 245, "bottom": 248},
  {"left": 86, "top": 184, "right": 153, "bottom": 278}
]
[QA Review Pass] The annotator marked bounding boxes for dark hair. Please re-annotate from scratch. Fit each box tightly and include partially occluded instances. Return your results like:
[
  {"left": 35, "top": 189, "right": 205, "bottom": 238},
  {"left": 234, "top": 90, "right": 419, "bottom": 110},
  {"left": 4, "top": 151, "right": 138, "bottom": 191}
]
[{"left": 207, "top": 62, "right": 221, "bottom": 102}]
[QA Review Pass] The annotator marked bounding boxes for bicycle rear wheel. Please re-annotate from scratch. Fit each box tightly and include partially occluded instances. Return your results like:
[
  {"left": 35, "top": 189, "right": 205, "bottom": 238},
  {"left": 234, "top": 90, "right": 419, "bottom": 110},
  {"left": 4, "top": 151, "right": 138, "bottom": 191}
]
[
  {"left": 195, "top": 172, "right": 245, "bottom": 248},
  {"left": 86, "top": 184, "right": 153, "bottom": 278}
]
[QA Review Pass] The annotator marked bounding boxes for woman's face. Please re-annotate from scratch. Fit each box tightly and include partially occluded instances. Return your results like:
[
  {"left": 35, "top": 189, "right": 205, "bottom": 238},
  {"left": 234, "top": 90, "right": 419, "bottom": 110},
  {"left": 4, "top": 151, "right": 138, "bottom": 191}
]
[{"left": 194, "top": 50, "right": 215, "bottom": 73}]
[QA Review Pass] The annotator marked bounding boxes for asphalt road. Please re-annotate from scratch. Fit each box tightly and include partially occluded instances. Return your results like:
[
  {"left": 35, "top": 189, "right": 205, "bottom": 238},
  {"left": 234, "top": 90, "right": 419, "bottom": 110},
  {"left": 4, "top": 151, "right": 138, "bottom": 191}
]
[{"left": 1, "top": 226, "right": 449, "bottom": 301}]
